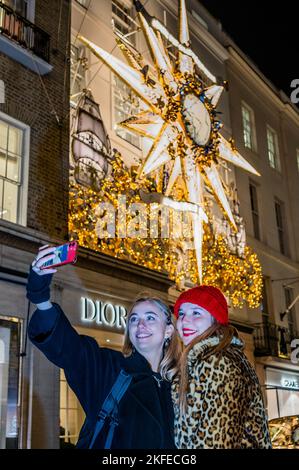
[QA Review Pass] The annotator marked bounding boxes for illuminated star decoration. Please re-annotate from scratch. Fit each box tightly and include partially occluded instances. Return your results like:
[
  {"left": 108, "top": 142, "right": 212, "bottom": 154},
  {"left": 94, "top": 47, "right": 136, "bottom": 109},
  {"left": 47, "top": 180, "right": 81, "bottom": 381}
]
[{"left": 79, "top": 0, "right": 260, "bottom": 283}]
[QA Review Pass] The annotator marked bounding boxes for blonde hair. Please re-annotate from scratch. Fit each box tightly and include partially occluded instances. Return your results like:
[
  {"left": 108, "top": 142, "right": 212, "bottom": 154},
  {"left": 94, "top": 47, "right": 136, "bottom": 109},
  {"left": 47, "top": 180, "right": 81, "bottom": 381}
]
[
  {"left": 178, "top": 321, "right": 240, "bottom": 414},
  {"left": 122, "top": 293, "right": 182, "bottom": 381}
]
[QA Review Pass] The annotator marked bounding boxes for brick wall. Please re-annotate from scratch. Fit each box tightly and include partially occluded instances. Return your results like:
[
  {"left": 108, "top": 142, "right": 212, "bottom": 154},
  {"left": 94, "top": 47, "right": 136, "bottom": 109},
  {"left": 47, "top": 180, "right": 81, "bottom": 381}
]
[{"left": 0, "top": 0, "right": 71, "bottom": 241}]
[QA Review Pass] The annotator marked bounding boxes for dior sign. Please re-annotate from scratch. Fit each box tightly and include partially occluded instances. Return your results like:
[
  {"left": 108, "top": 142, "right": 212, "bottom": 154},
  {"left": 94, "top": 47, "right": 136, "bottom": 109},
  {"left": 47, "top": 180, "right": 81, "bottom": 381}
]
[{"left": 81, "top": 296, "right": 127, "bottom": 330}]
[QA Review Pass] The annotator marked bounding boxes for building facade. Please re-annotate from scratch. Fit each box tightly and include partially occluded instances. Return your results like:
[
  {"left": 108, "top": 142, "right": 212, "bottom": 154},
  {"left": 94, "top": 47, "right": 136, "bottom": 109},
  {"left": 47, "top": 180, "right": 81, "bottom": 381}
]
[
  {"left": 69, "top": 0, "right": 299, "bottom": 446},
  {"left": 192, "top": 0, "right": 299, "bottom": 434},
  {"left": 225, "top": 46, "right": 299, "bottom": 425},
  {"left": 0, "top": 0, "right": 70, "bottom": 448}
]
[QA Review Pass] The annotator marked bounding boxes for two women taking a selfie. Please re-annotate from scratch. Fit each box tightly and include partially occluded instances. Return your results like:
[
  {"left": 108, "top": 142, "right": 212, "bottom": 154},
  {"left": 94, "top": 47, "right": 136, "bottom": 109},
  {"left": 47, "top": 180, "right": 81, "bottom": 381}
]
[{"left": 26, "top": 245, "right": 271, "bottom": 449}]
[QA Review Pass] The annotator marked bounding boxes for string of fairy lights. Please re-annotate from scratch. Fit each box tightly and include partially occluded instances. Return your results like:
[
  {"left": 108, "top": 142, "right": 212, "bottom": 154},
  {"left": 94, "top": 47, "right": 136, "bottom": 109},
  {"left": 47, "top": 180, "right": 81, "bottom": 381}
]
[
  {"left": 69, "top": 151, "right": 262, "bottom": 308},
  {"left": 69, "top": 0, "right": 263, "bottom": 309}
]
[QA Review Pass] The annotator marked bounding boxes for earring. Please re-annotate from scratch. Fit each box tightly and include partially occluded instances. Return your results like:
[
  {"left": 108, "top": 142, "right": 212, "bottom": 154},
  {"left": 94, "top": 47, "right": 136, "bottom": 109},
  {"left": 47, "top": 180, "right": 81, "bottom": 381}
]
[{"left": 164, "top": 337, "right": 170, "bottom": 348}]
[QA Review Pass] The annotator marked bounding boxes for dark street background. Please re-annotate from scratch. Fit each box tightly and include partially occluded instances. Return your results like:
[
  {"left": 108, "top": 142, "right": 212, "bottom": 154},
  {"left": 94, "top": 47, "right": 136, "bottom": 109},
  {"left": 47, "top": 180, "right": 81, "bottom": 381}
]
[{"left": 199, "top": 0, "right": 299, "bottom": 103}]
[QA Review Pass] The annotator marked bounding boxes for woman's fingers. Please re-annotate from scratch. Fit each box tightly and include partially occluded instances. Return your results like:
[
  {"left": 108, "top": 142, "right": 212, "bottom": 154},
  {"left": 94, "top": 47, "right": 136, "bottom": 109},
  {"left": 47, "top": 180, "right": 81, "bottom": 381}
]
[
  {"left": 35, "top": 253, "right": 56, "bottom": 269},
  {"left": 31, "top": 245, "right": 58, "bottom": 276},
  {"left": 32, "top": 253, "right": 57, "bottom": 275},
  {"left": 38, "top": 244, "right": 49, "bottom": 251},
  {"left": 32, "top": 267, "right": 58, "bottom": 276},
  {"left": 39, "top": 268, "right": 58, "bottom": 275},
  {"left": 34, "top": 246, "right": 56, "bottom": 264}
]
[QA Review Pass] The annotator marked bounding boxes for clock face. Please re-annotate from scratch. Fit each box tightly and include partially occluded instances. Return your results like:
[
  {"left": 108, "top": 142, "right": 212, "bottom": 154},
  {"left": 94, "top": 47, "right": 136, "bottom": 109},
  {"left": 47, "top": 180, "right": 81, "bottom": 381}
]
[{"left": 182, "top": 93, "right": 211, "bottom": 146}]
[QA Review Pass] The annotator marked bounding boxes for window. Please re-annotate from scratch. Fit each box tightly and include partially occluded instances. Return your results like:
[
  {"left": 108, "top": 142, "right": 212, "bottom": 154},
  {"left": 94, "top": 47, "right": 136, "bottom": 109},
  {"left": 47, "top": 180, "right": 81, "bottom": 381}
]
[
  {"left": 70, "top": 43, "right": 87, "bottom": 107},
  {"left": 0, "top": 113, "right": 29, "bottom": 226},
  {"left": 60, "top": 369, "right": 84, "bottom": 447},
  {"left": 0, "top": 317, "right": 22, "bottom": 449},
  {"left": 242, "top": 102, "right": 256, "bottom": 151},
  {"left": 3, "top": 0, "right": 27, "bottom": 17},
  {"left": 296, "top": 149, "right": 299, "bottom": 173},
  {"left": 267, "top": 125, "right": 281, "bottom": 171},
  {"left": 75, "top": 0, "right": 89, "bottom": 8},
  {"left": 261, "top": 277, "right": 270, "bottom": 319},
  {"left": 274, "top": 199, "right": 288, "bottom": 255},
  {"left": 284, "top": 287, "right": 297, "bottom": 339},
  {"left": 249, "top": 182, "right": 260, "bottom": 240},
  {"left": 2, "top": 0, "right": 34, "bottom": 21},
  {"left": 191, "top": 10, "right": 208, "bottom": 30},
  {"left": 112, "top": 0, "right": 137, "bottom": 46},
  {"left": 0, "top": 80, "right": 4, "bottom": 104},
  {"left": 113, "top": 74, "right": 140, "bottom": 148}
]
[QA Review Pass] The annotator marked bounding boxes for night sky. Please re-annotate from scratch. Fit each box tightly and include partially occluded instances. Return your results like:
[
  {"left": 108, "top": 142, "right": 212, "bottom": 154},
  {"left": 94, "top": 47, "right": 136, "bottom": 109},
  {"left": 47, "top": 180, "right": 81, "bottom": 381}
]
[{"left": 198, "top": 0, "right": 299, "bottom": 105}]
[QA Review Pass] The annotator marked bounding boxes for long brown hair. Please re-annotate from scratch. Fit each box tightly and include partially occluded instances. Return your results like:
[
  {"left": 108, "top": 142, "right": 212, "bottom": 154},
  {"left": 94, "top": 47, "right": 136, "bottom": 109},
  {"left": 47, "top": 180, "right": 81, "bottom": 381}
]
[
  {"left": 178, "top": 321, "right": 240, "bottom": 414},
  {"left": 122, "top": 294, "right": 182, "bottom": 381}
]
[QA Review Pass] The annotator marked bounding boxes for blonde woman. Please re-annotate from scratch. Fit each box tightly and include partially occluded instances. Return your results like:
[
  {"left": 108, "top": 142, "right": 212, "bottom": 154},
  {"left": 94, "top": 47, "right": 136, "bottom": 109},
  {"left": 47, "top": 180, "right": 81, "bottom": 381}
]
[
  {"left": 26, "top": 245, "right": 181, "bottom": 449},
  {"left": 172, "top": 285, "right": 272, "bottom": 449}
]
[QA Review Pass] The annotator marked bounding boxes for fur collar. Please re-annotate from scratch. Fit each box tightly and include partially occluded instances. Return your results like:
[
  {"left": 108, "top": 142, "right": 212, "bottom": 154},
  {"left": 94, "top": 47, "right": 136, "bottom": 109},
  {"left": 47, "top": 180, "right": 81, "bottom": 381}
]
[{"left": 186, "top": 335, "right": 244, "bottom": 366}]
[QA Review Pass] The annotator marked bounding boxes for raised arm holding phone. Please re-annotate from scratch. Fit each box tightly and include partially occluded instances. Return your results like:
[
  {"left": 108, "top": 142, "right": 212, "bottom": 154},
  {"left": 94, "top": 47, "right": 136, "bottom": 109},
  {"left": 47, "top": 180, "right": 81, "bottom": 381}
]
[{"left": 26, "top": 244, "right": 181, "bottom": 449}]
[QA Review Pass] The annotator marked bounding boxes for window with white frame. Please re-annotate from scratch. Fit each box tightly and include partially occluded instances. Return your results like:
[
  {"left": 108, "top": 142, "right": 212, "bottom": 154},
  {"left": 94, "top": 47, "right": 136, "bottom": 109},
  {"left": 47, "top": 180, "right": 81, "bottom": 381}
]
[
  {"left": 261, "top": 276, "right": 271, "bottom": 320},
  {"left": 75, "top": 0, "right": 89, "bottom": 8},
  {"left": 296, "top": 149, "right": 299, "bottom": 174},
  {"left": 112, "top": 0, "right": 137, "bottom": 46},
  {"left": 249, "top": 181, "right": 260, "bottom": 240},
  {"left": 191, "top": 10, "right": 208, "bottom": 30},
  {"left": 0, "top": 113, "right": 29, "bottom": 226},
  {"left": 284, "top": 287, "right": 298, "bottom": 339},
  {"left": 70, "top": 43, "right": 87, "bottom": 107},
  {"left": 267, "top": 125, "right": 281, "bottom": 171},
  {"left": 0, "top": 80, "right": 4, "bottom": 104},
  {"left": 2, "top": 0, "right": 35, "bottom": 21},
  {"left": 113, "top": 74, "right": 140, "bottom": 148},
  {"left": 241, "top": 102, "right": 256, "bottom": 151},
  {"left": 274, "top": 198, "right": 288, "bottom": 256}
]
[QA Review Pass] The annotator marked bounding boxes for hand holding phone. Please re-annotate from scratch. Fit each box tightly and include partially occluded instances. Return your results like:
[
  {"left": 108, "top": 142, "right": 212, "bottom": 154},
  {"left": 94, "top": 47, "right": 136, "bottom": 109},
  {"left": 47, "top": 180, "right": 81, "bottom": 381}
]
[
  {"left": 32, "top": 242, "right": 78, "bottom": 274},
  {"left": 40, "top": 242, "right": 78, "bottom": 270}
]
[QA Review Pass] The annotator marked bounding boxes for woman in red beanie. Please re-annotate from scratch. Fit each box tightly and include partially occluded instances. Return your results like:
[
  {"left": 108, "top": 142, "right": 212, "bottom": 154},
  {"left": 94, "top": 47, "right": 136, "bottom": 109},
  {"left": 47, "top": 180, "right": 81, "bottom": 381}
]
[{"left": 172, "top": 285, "right": 272, "bottom": 449}]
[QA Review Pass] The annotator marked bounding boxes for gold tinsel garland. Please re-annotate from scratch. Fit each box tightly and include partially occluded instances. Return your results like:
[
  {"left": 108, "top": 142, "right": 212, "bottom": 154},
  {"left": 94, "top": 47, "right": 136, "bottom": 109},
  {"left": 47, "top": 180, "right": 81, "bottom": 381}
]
[{"left": 69, "top": 154, "right": 262, "bottom": 308}]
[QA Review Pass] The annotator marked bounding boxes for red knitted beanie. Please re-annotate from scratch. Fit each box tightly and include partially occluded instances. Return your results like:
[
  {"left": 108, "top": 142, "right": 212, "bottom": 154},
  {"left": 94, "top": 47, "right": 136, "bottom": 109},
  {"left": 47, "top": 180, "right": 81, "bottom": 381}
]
[{"left": 173, "top": 285, "right": 228, "bottom": 325}]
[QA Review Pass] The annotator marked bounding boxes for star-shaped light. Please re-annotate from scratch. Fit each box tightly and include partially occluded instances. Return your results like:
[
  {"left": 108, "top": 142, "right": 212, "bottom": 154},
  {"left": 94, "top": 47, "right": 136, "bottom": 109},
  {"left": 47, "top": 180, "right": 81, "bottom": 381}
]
[{"left": 79, "top": 0, "right": 260, "bottom": 283}]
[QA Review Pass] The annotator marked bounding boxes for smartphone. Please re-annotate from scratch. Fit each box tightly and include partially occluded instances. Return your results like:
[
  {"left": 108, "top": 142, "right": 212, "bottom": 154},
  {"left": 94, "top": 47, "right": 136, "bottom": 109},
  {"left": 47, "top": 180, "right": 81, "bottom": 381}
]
[{"left": 40, "top": 241, "right": 78, "bottom": 270}]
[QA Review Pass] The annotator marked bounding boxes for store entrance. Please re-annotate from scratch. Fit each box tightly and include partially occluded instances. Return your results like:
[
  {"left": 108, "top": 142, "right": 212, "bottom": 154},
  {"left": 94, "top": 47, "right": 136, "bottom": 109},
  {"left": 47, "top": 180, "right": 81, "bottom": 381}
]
[
  {"left": 0, "top": 316, "right": 21, "bottom": 449},
  {"left": 59, "top": 325, "right": 124, "bottom": 447}
]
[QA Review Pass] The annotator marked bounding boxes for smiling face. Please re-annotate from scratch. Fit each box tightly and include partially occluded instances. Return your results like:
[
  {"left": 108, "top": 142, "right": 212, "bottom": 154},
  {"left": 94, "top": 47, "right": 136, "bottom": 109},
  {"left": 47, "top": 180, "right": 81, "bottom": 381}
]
[
  {"left": 128, "top": 300, "right": 173, "bottom": 356},
  {"left": 176, "top": 302, "right": 214, "bottom": 346}
]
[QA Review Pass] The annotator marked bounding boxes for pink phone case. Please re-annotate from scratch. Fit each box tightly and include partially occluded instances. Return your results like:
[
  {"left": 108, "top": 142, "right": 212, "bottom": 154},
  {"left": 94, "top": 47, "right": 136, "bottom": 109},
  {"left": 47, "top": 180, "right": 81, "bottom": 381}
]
[{"left": 41, "top": 241, "right": 78, "bottom": 269}]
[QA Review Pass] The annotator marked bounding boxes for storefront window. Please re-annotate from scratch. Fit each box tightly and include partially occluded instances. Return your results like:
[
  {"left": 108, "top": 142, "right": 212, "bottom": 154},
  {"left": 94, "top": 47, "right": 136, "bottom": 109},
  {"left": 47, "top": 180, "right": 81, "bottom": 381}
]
[
  {"left": 113, "top": 74, "right": 141, "bottom": 148},
  {"left": 266, "top": 368, "right": 299, "bottom": 420},
  {"left": 0, "top": 317, "right": 21, "bottom": 449},
  {"left": 59, "top": 369, "right": 84, "bottom": 448}
]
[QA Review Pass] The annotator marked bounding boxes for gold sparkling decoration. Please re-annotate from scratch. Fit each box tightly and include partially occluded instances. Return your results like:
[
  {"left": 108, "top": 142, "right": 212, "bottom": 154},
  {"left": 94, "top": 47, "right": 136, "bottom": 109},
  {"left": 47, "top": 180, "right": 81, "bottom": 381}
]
[
  {"left": 70, "top": 0, "right": 263, "bottom": 309},
  {"left": 269, "top": 416, "right": 299, "bottom": 449},
  {"left": 78, "top": 0, "right": 261, "bottom": 284},
  {"left": 69, "top": 151, "right": 167, "bottom": 270},
  {"left": 69, "top": 153, "right": 262, "bottom": 308}
]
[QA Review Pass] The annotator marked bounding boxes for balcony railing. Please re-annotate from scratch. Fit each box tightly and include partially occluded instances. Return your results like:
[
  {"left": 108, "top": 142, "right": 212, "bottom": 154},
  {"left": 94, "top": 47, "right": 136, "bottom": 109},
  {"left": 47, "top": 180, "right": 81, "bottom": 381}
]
[
  {"left": 0, "top": 1, "right": 50, "bottom": 62},
  {"left": 253, "top": 322, "right": 298, "bottom": 359}
]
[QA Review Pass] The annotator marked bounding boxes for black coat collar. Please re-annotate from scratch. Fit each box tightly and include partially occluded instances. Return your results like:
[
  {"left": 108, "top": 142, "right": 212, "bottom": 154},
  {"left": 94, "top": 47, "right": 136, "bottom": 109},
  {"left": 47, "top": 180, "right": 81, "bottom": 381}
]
[{"left": 122, "top": 350, "right": 155, "bottom": 376}]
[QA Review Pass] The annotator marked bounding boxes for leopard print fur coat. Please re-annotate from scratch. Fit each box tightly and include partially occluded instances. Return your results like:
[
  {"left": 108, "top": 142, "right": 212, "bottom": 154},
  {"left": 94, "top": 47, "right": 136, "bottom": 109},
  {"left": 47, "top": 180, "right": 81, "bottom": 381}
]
[{"left": 172, "top": 336, "right": 272, "bottom": 448}]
